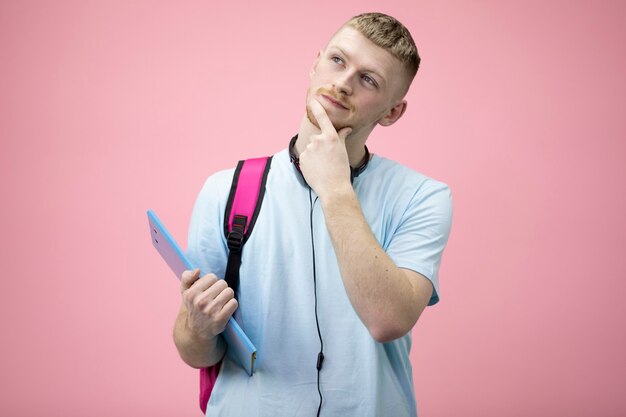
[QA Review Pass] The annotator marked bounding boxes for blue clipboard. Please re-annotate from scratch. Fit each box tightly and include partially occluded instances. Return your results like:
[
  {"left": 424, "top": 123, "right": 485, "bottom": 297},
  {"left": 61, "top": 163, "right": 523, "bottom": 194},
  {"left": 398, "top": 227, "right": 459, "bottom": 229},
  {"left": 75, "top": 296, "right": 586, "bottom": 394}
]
[{"left": 147, "top": 209, "right": 256, "bottom": 375}]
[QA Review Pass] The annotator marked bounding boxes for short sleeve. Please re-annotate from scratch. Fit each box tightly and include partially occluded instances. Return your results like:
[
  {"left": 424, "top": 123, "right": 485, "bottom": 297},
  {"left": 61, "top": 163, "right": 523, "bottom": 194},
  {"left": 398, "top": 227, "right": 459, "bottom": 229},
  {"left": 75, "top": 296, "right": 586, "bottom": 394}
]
[
  {"left": 386, "top": 180, "right": 453, "bottom": 306},
  {"left": 186, "top": 169, "right": 234, "bottom": 279}
]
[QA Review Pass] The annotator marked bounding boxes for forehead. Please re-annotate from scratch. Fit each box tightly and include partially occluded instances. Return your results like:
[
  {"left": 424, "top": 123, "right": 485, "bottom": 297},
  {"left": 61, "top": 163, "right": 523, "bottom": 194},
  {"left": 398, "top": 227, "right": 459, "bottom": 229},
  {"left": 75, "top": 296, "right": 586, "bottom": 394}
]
[{"left": 325, "top": 26, "right": 404, "bottom": 79}]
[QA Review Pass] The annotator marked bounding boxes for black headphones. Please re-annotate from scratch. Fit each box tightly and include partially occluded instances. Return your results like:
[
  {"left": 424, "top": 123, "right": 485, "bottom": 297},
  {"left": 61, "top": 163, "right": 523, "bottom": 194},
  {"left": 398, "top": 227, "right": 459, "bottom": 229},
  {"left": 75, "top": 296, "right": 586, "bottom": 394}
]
[{"left": 288, "top": 135, "right": 370, "bottom": 183}]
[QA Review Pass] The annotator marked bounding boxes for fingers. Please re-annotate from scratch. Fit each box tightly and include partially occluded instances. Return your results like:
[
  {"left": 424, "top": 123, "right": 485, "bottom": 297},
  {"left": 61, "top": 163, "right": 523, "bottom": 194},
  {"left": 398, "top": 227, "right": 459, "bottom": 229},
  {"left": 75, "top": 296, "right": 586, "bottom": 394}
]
[
  {"left": 193, "top": 278, "right": 231, "bottom": 307},
  {"left": 309, "top": 99, "right": 336, "bottom": 135},
  {"left": 219, "top": 298, "right": 239, "bottom": 323},
  {"left": 182, "top": 272, "right": 236, "bottom": 314},
  {"left": 337, "top": 126, "right": 352, "bottom": 141},
  {"left": 181, "top": 269, "right": 201, "bottom": 291},
  {"left": 181, "top": 271, "right": 238, "bottom": 338},
  {"left": 209, "top": 287, "right": 238, "bottom": 322},
  {"left": 309, "top": 99, "right": 352, "bottom": 144},
  {"left": 181, "top": 269, "right": 221, "bottom": 293},
  {"left": 190, "top": 281, "right": 238, "bottom": 334}
]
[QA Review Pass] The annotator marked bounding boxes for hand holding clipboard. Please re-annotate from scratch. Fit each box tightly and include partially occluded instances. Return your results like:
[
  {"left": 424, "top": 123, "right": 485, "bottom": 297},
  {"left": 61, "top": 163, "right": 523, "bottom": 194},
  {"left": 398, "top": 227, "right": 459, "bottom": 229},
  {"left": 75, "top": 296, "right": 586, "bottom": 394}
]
[{"left": 147, "top": 209, "right": 256, "bottom": 375}]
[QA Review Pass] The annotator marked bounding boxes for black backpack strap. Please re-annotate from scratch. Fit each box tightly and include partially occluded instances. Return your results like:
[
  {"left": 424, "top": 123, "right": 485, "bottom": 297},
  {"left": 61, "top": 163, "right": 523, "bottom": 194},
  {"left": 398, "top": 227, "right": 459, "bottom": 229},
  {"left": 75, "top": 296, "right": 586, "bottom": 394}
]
[{"left": 223, "top": 156, "right": 272, "bottom": 298}]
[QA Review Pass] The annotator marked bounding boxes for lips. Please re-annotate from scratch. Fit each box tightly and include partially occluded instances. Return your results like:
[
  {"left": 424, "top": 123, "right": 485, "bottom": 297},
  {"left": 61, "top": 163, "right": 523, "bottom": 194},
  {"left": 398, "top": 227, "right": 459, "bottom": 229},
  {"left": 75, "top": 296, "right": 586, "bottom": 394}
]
[{"left": 322, "top": 94, "right": 349, "bottom": 110}]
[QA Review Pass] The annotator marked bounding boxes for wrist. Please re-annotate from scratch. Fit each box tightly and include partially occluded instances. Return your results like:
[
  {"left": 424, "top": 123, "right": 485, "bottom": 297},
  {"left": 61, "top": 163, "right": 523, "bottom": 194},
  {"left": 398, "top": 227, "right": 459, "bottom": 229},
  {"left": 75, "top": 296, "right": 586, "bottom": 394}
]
[{"left": 319, "top": 184, "right": 358, "bottom": 212}]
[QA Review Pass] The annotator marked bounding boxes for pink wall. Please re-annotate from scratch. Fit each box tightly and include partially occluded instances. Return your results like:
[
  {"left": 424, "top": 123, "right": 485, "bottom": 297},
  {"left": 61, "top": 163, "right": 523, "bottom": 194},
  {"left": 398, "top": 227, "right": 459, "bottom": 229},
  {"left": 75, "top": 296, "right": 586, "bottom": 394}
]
[{"left": 1, "top": 1, "right": 625, "bottom": 416}]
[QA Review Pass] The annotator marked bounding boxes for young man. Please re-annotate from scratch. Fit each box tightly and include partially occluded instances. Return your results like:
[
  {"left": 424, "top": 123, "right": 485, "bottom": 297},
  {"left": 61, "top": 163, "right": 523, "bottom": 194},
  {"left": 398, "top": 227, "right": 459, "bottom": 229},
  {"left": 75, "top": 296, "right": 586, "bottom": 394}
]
[{"left": 174, "top": 12, "right": 452, "bottom": 416}]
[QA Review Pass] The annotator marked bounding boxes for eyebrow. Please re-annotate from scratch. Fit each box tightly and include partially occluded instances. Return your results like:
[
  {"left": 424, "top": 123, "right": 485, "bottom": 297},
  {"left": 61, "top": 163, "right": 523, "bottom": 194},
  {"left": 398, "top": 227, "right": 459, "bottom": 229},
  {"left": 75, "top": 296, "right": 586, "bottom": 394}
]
[{"left": 331, "top": 46, "right": 387, "bottom": 86}]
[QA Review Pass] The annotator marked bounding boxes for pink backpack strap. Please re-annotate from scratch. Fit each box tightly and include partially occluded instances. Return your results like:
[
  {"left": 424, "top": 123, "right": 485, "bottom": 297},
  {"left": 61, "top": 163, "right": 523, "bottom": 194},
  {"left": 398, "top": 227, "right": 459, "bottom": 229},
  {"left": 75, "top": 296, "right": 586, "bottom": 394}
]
[
  {"left": 223, "top": 156, "right": 272, "bottom": 297},
  {"left": 199, "top": 156, "right": 272, "bottom": 414}
]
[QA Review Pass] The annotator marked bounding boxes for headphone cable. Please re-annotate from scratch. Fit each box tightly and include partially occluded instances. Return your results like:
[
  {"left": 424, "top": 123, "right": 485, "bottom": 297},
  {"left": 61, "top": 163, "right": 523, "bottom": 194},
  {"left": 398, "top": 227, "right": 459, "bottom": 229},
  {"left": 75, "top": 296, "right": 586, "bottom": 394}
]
[{"left": 309, "top": 188, "right": 324, "bottom": 417}]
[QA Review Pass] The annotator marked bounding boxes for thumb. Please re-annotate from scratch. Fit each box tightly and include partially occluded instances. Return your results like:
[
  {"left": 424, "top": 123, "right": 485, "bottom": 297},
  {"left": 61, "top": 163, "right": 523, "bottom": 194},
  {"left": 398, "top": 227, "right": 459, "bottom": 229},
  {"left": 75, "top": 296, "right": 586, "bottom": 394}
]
[
  {"left": 180, "top": 268, "right": 200, "bottom": 291},
  {"left": 337, "top": 127, "right": 352, "bottom": 142}
]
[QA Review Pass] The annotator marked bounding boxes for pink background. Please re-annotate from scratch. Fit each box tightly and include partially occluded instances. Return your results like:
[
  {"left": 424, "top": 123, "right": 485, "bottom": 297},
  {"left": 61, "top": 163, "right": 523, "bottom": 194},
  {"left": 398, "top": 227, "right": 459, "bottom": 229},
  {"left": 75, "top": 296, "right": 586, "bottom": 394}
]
[{"left": 1, "top": 1, "right": 625, "bottom": 416}]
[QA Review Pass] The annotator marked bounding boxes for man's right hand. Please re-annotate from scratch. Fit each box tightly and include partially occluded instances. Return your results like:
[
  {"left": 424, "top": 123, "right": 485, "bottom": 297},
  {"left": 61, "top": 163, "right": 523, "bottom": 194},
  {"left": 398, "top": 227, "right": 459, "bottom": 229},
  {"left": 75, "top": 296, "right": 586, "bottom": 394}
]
[{"left": 180, "top": 269, "right": 238, "bottom": 341}]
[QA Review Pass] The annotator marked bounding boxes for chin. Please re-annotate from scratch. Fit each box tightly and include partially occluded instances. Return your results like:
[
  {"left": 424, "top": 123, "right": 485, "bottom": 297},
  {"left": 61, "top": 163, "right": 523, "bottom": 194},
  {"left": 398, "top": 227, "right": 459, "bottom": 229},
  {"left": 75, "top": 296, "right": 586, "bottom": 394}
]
[{"left": 305, "top": 105, "right": 351, "bottom": 132}]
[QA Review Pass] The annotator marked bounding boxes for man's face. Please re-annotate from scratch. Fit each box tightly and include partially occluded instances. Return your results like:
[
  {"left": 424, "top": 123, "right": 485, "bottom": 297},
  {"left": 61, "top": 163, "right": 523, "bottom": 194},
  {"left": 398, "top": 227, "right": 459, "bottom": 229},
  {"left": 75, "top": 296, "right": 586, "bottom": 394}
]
[{"left": 306, "top": 26, "right": 409, "bottom": 135}]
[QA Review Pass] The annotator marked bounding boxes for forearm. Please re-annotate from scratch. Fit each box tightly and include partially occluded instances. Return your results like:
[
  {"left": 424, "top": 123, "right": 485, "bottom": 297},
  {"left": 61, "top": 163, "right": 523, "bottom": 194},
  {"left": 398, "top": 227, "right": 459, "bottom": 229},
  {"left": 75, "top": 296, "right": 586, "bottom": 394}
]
[
  {"left": 173, "top": 305, "right": 226, "bottom": 368},
  {"left": 321, "top": 187, "right": 430, "bottom": 342}
]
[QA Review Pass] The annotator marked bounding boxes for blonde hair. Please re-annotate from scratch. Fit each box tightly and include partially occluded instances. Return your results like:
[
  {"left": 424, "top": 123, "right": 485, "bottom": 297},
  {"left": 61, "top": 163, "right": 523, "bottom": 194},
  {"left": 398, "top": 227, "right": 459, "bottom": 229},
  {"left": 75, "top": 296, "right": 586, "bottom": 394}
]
[{"left": 346, "top": 12, "right": 420, "bottom": 81}]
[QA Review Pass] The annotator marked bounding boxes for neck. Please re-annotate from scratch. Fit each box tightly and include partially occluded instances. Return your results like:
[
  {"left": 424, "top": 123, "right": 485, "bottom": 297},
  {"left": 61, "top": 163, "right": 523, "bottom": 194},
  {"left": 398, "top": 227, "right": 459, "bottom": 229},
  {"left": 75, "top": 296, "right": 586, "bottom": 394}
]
[{"left": 295, "top": 115, "right": 371, "bottom": 167}]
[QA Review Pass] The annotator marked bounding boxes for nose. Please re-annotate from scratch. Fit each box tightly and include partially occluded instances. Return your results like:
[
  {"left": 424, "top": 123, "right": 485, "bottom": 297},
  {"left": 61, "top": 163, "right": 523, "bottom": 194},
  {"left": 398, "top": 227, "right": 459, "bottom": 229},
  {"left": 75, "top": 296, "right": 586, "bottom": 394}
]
[{"left": 333, "top": 71, "right": 353, "bottom": 96}]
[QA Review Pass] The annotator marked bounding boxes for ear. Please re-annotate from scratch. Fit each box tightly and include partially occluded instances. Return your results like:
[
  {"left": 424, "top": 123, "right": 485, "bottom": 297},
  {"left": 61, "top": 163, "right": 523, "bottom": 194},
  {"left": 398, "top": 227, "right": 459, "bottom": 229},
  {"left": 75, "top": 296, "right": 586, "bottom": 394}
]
[
  {"left": 378, "top": 100, "right": 407, "bottom": 127},
  {"left": 309, "top": 49, "right": 323, "bottom": 78}
]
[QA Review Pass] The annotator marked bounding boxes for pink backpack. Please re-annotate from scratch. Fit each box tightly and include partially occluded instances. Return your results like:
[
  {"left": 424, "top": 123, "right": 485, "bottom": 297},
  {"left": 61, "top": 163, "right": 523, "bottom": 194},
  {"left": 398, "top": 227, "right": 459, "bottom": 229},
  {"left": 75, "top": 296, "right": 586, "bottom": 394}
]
[{"left": 199, "top": 156, "right": 272, "bottom": 414}]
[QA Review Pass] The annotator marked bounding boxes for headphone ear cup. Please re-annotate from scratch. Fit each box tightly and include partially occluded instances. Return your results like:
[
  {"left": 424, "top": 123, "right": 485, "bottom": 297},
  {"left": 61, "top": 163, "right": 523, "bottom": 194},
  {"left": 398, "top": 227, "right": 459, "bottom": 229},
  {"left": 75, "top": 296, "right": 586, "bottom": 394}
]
[{"left": 350, "top": 145, "right": 371, "bottom": 180}]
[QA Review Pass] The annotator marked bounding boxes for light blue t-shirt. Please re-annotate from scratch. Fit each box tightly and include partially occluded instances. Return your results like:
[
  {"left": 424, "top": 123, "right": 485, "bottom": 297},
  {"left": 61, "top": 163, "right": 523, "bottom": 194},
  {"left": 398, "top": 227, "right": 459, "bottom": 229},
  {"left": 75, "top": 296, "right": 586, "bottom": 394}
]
[{"left": 187, "top": 149, "right": 452, "bottom": 417}]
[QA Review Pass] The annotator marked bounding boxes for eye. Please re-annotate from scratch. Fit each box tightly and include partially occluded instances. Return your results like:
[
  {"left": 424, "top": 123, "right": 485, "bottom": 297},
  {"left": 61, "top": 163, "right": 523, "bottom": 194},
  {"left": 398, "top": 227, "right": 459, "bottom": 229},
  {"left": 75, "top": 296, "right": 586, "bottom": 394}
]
[
  {"left": 331, "top": 56, "right": 344, "bottom": 65},
  {"left": 362, "top": 74, "right": 378, "bottom": 88}
]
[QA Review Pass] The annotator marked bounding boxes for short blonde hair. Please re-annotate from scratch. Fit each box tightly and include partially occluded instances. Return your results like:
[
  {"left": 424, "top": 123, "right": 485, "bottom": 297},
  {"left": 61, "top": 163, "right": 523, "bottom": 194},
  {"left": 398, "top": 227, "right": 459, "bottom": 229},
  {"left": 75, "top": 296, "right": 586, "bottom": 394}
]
[{"left": 346, "top": 12, "right": 420, "bottom": 81}]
